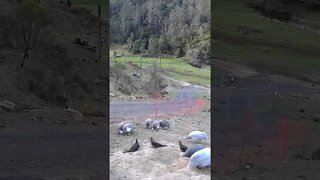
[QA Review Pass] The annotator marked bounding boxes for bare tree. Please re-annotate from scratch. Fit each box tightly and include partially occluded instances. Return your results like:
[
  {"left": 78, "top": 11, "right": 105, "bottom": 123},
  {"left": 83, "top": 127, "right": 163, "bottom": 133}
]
[{"left": 15, "top": 0, "right": 51, "bottom": 68}]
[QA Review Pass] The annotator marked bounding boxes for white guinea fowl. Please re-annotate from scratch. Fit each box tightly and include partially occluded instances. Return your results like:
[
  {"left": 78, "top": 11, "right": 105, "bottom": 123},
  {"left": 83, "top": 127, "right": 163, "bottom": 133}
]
[
  {"left": 187, "top": 148, "right": 211, "bottom": 169},
  {"left": 185, "top": 131, "right": 208, "bottom": 143}
]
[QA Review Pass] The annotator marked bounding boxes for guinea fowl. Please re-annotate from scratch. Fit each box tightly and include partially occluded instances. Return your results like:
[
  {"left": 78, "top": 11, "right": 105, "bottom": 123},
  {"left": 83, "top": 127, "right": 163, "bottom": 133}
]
[
  {"left": 123, "top": 139, "right": 140, "bottom": 153},
  {"left": 179, "top": 140, "right": 188, "bottom": 152},
  {"left": 185, "top": 131, "right": 208, "bottom": 143},
  {"left": 150, "top": 137, "right": 167, "bottom": 148}
]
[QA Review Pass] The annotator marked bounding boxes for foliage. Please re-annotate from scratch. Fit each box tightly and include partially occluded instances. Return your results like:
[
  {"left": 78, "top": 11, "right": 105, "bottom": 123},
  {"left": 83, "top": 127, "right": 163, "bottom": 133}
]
[{"left": 110, "top": 0, "right": 211, "bottom": 63}]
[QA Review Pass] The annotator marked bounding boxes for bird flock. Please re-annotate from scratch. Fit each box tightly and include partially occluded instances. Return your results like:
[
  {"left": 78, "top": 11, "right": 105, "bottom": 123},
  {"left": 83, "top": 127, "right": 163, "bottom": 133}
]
[{"left": 118, "top": 118, "right": 211, "bottom": 170}]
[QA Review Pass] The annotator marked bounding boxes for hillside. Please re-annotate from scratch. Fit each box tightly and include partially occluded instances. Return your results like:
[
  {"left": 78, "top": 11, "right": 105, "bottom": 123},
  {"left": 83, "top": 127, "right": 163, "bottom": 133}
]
[
  {"left": 0, "top": 0, "right": 108, "bottom": 112},
  {"left": 110, "top": 0, "right": 211, "bottom": 67},
  {"left": 0, "top": 0, "right": 108, "bottom": 178},
  {"left": 212, "top": 0, "right": 320, "bottom": 83}
]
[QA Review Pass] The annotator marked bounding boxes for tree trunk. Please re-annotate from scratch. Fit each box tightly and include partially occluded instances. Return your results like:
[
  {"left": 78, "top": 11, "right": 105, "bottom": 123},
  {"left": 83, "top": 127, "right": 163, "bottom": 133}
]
[{"left": 21, "top": 49, "right": 29, "bottom": 68}]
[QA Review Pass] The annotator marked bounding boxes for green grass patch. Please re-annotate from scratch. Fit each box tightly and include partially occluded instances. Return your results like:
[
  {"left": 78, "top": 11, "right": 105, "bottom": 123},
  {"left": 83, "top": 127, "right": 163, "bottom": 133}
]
[
  {"left": 213, "top": 0, "right": 320, "bottom": 81},
  {"left": 110, "top": 52, "right": 211, "bottom": 87}
]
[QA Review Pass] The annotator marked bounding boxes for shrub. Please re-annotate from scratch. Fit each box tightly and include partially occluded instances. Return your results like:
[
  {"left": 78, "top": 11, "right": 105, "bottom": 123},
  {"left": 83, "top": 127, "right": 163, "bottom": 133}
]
[
  {"left": 110, "top": 62, "right": 139, "bottom": 94},
  {"left": 145, "top": 61, "right": 168, "bottom": 95},
  {"left": 186, "top": 48, "right": 203, "bottom": 68},
  {"left": 23, "top": 42, "right": 92, "bottom": 106}
]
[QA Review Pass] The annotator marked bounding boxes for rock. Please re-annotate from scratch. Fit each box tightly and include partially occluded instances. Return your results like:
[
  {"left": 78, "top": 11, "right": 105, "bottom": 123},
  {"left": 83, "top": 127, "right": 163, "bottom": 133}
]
[
  {"left": 0, "top": 100, "right": 16, "bottom": 112},
  {"left": 130, "top": 95, "right": 136, "bottom": 100},
  {"left": 55, "top": 119, "right": 68, "bottom": 125},
  {"left": 64, "top": 108, "right": 84, "bottom": 122},
  {"left": 110, "top": 93, "right": 115, "bottom": 97}
]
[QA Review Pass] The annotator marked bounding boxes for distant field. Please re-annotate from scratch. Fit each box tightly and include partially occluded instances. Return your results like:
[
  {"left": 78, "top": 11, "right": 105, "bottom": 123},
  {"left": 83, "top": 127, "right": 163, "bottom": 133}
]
[
  {"left": 109, "top": 50, "right": 211, "bottom": 87},
  {"left": 213, "top": 0, "right": 320, "bottom": 82}
]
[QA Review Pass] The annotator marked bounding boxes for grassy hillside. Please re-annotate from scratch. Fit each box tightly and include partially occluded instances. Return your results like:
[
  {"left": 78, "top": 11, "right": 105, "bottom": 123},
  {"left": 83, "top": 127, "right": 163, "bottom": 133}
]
[
  {"left": 110, "top": 49, "right": 211, "bottom": 87},
  {"left": 0, "top": 0, "right": 108, "bottom": 114},
  {"left": 213, "top": 0, "right": 320, "bottom": 83}
]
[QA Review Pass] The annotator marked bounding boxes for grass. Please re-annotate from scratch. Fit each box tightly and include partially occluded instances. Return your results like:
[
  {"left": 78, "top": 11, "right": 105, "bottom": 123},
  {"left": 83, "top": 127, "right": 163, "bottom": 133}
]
[
  {"left": 213, "top": 0, "right": 320, "bottom": 82},
  {"left": 109, "top": 50, "right": 211, "bottom": 87},
  {"left": 72, "top": 0, "right": 108, "bottom": 17}
]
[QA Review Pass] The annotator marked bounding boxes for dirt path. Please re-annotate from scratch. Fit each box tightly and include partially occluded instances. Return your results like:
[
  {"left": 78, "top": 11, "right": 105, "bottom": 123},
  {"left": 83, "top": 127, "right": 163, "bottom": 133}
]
[
  {"left": 110, "top": 84, "right": 210, "bottom": 121},
  {"left": 0, "top": 111, "right": 108, "bottom": 179}
]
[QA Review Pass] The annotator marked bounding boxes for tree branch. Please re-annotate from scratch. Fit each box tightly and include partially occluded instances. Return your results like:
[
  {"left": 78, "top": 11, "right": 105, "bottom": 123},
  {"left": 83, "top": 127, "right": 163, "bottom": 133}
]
[
  {"left": 30, "top": 27, "right": 40, "bottom": 50},
  {"left": 21, "top": 23, "right": 28, "bottom": 50}
]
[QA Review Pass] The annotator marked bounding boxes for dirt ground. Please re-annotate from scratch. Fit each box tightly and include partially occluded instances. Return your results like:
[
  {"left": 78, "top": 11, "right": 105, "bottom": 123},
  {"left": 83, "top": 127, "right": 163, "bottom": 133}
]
[
  {"left": 212, "top": 61, "right": 320, "bottom": 179},
  {"left": 0, "top": 108, "right": 108, "bottom": 179},
  {"left": 110, "top": 112, "right": 211, "bottom": 180}
]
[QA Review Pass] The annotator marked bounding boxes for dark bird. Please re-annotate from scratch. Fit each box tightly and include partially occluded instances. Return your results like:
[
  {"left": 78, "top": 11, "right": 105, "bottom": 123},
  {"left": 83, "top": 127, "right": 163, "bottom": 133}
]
[
  {"left": 179, "top": 140, "right": 188, "bottom": 152},
  {"left": 150, "top": 137, "right": 167, "bottom": 148},
  {"left": 123, "top": 139, "right": 140, "bottom": 153}
]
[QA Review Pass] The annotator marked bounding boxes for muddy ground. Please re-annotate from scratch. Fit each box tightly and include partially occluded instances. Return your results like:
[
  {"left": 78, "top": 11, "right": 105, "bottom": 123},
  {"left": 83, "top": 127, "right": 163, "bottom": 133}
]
[{"left": 110, "top": 112, "right": 211, "bottom": 180}]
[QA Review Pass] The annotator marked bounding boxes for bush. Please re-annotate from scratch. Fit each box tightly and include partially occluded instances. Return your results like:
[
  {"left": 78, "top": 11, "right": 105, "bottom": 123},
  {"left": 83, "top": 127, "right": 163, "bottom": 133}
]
[
  {"left": 23, "top": 42, "right": 92, "bottom": 106},
  {"left": 145, "top": 61, "right": 168, "bottom": 95},
  {"left": 186, "top": 49, "right": 203, "bottom": 68},
  {"left": 110, "top": 62, "right": 139, "bottom": 94}
]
